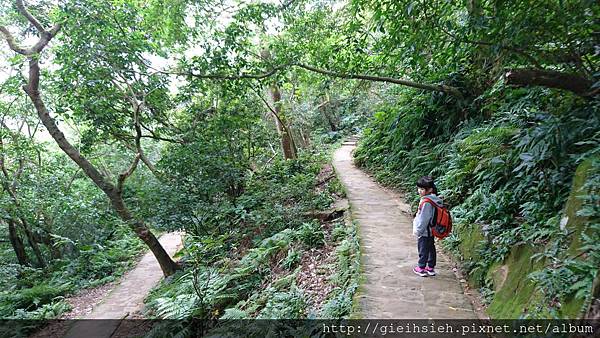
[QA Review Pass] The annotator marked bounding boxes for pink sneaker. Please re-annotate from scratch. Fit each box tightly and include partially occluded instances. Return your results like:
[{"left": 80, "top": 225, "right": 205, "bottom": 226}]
[
  {"left": 425, "top": 267, "right": 436, "bottom": 276},
  {"left": 413, "top": 266, "right": 428, "bottom": 277}
]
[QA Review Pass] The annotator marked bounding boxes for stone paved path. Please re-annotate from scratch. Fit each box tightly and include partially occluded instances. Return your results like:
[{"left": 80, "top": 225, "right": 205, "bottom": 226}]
[
  {"left": 333, "top": 142, "right": 476, "bottom": 319},
  {"left": 64, "top": 232, "right": 183, "bottom": 337}
]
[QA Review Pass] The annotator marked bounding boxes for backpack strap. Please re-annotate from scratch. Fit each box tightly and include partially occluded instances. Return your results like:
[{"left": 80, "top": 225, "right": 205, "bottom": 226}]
[{"left": 419, "top": 197, "right": 438, "bottom": 213}]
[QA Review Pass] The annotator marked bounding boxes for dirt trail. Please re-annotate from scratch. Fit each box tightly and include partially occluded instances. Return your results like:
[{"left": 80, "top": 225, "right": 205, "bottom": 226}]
[
  {"left": 63, "top": 231, "right": 183, "bottom": 337},
  {"left": 332, "top": 142, "right": 476, "bottom": 319}
]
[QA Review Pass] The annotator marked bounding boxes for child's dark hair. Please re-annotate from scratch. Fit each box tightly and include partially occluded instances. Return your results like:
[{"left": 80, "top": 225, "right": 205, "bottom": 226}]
[{"left": 416, "top": 176, "right": 438, "bottom": 194}]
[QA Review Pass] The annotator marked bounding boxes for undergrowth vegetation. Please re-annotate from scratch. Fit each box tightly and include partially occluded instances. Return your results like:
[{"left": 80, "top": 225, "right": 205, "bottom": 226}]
[
  {"left": 0, "top": 235, "right": 145, "bottom": 319},
  {"left": 144, "top": 150, "right": 360, "bottom": 330},
  {"left": 137, "top": 143, "right": 361, "bottom": 336}
]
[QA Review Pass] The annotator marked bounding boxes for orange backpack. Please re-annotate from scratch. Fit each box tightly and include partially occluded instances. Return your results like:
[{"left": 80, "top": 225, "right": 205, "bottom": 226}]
[{"left": 418, "top": 197, "right": 452, "bottom": 239}]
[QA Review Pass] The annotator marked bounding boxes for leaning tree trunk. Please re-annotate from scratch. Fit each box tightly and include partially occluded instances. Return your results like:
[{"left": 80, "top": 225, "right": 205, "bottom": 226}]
[
  {"left": 107, "top": 189, "right": 180, "bottom": 276},
  {"left": 7, "top": 219, "right": 30, "bottom": 266},
  {"left": 24, "top": 59, "right": 179, "bottom": 277},
  {"left": 2, "top": 1, "right": 179, "bottom": 276}
]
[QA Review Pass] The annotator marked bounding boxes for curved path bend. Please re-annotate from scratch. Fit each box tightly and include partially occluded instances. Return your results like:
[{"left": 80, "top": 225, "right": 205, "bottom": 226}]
[
  {"left": 64, "top": 231, "right": 183, "bottom": 338},
  {"left": 333, "top": 142, "right": 476, "bottom": 319}
]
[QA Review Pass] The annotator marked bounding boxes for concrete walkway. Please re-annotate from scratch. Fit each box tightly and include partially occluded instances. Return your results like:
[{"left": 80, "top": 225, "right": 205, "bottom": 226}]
[
  {"left": 332, "top": 142, "right": 476, "bottom": 319},
  {"left": 64, "top": 231, "right": 183, "bottom": 337}
]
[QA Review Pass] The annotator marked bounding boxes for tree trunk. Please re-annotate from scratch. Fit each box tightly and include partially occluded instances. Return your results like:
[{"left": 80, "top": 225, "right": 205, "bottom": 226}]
[
  {"left": 0, "top": 179, "right": 47, "bottom": 268},
  {"left": 299, "top": 128, "right": 310, "bottom": 148},
  {"left": 7, "top": 219, "right": 29, "bottom": 266},
  {"left": 261, "top": 48, "right": 298, "bottom": 159},
  {"left": 1, "top": 12, "right": 179, "bottom": 277},
  {"left": 18, "top": 218, "right": 46, "bottom": 268},
  {"left": 107, "top": 191, "right": 180, "bottom": 276},
  {"left": 269, "top": 85, "right": 297, "bottom": 159},
  {"left": 319, "top": 97, "right": 338, "bottom": 132},
  {"left": 23, "top": 58, "right": 180, "bottom": 277}
]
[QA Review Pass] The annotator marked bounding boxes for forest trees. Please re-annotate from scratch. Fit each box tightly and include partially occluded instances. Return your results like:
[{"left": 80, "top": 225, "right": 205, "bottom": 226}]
[
  {"left": 1, "top": 0, "right": 597, "bottom": 320},
  {"left": 1, "top": 0, "right": 181, "bottom": 276},
  {"left": 0, "top": 100, "right": 47, "bottom": 268}
]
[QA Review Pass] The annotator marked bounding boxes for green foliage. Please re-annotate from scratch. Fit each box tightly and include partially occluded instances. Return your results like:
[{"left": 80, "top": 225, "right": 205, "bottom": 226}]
[
  {"left": 0, "top": 282, "right": 70, "bottom": 317},
  {"left": 282, "top": 248, "right": 301, "bottom": 270},
  {"left": 320, "top": 220, "right": 360, "bottom": 319},
  {"left": 10, "top": 299, "right": 72, "bottom": 320},
  {"left": 219, "top": 308, "right": 249, "bottom": 320},
  {"left": 345, "top": 0, "right": 596, "bottom": 93},
  {"left": 0, "top": 224, "right": 145, "bottom": 318},
  {"left": 256, "top": 286, "right": 307, "bottom": 319},
  {"left": 3, "top": 0, "right": 593, "bottom": 324},
  {"left": 529, "top": 158, "right": 600, "bottom": 317},
  {"left": 144, "top": 144, "right": 360, "bottom": 324},
  {"left": 297, "top": 221, "right": 325, "bottom": 248},
  {"left": 146, "top": 271, "right": 199, "bottom": 319},
  {"left": 66, "top": 228, "right": 145, "bottom": 284}
]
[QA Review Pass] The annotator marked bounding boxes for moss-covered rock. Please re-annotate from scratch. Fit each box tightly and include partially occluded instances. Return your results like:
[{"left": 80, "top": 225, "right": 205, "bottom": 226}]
[
  {"left": 457, "top": 223, "right": 485, "bottom": 262},
  {"left": 558, "top": 158, "right": 595, "bottom": 318},
  {"left": 483, "top": 159, "right": 596, "bottom": 319},
  {"left": 564, "top": 159, "right": 593, "bottom": 256},
  {"left": 486, "top": 262, "right": 508, "bottom": 292},
  {"left": 486, "top": 245, "right": 545, "bottom": 318}
]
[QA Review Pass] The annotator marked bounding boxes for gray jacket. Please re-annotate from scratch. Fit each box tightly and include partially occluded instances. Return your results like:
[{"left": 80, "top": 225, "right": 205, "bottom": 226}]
[{"left": 412, "top": 194, "right": 443, "bottom": 237}]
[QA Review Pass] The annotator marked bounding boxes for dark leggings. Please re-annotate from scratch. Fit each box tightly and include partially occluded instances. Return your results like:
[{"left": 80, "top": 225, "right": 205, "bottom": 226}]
[{"left": 417, "top": 236, "right": 436, "bottom": 268}]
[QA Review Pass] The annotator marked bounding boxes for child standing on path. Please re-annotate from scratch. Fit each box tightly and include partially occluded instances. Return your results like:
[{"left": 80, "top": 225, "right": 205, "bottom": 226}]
[{"left": 412, "top": 176, "right": 444, "bottom": 277}]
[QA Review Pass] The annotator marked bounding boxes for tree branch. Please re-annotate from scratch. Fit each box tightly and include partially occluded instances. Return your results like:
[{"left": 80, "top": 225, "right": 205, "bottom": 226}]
[
  {"left": 504, "top": 68, "right": 596, "bottom": 96},
  {"left": 0, "top": 26, "right": 28, "bottom": 54},
  {"left": 117, "top": 90, "right": 144, "bottom": 194},
  {"left": 139, "top": 121, "right": 185, "bottom": 144},
  {"left": 16, "top": 0, "right": 46, "bottom": 32},
  {"left": 0, "top": 24, "right": 59, "bottom": 55},
  {"left": 11, "top": 159, "right": 24, "bottom": 191},
  {"left": 117, "top": 153, "right": 141, "bottom": 194},
  {"left": 295, "top": 63, "right": 464, "bottom": 98},
  {"left": 1, "top": 1, "right": 61, "bottom": 56},
  {"left": 250, "top": 85, "right": 295, "bottom": 140},
  {"left": 183, "top": 61, "right": 464, "bottom": 97},
  {"left": 123, "top": 142, "right": 162, "bottom": 178},
  {"left": 186, "top": 65, "right": 284, "bottom": 80}
]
